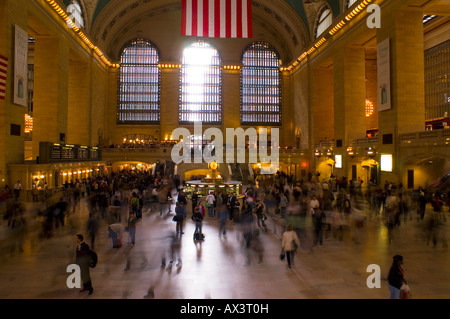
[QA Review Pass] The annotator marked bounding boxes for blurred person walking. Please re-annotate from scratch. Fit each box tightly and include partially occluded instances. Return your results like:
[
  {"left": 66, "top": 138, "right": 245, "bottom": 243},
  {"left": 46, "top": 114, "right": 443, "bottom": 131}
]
[
  {"left": 86, "top": 212, "right": 99, "bottom": 250},
  {"left": 388, "top": 255, "right": 406, "bottom": 299},
  {"left": 206, "top": 191, "right": 215, "bottom": 217},
  {"left": 311, "top": 202, "right": 326, "bottom": 246},
  {"left": 227, "top": 192, "right": 238, "bottom": 221},
  {"left": 217, "top": 202, "right": 229, "bottom": 238},
  {"left": 251, "top": 229, "right": 264, "bottom": 264},
  {"left": 279, "top": 192, "right": 288, "bottom": 218},
  {"left": 241, "top": 199, "right": 255, "bottom": 249},
  {"left": 281, "top": 224, "right": 301, "bottom": 269},
  {"left": 191, "top": 192, "right": 199, "bottom": 214},
  {"left": 417, "top": 187, "right": 427, "bottom": 222},
  {"left": 161, "top": 231, "right": 183, "bottom": 269},
  {"left": 13, "top": 180, "right": 23, "bottom": 201},
  {"left": 158, "top": 187, "right": 169, "bottom": 216},
  {"left": 108, "top": 222, "right": 125, "bottom": 248},
  {"left": 168, "top": 233, "right": 183, "bottom": 270},
  {"left": 254, "top": 200, "right": 268, "bottom": 233},
  {"left": 75, "top": 234, "right": 94, "bottom": 295},
  {"left": 127, "top": 211, "right": 138, "bottom": 246},
  {"left": 174, "top": 202, "right": 186, "bottom": 236}
]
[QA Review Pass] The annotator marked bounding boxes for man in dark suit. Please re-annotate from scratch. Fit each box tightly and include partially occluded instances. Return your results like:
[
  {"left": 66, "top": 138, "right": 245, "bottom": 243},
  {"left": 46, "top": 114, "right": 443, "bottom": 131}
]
[
  {"left": 191, "top": 192, "right": 199, "bottom": 214},
  {"left": 227, "top": 192, "right": 237, "bottom": 221},
  {"left": 76, "top": 234, "right": 94, "bottom": 295}
]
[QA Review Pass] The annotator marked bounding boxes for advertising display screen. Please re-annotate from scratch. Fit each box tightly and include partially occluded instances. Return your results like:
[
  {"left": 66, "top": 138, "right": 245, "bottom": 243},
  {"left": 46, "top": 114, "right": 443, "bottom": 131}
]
[{"left": 380, "top": 154, "right": 393, "bottom": 172}]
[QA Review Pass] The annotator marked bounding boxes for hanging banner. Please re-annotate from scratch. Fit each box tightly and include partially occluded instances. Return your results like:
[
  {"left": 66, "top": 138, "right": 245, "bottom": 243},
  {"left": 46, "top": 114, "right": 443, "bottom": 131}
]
[
  {"left": 181, "top": 0, "right": 253, "bottom": 38},
  {"left": 377, "top": 38, "right": 391, "bottom": 112},
  {"left": 14, "top": 24, "right": 28, "bottom": 106},
  {"left": 0, "top": 55, "right": 7, "bottom": 100}
]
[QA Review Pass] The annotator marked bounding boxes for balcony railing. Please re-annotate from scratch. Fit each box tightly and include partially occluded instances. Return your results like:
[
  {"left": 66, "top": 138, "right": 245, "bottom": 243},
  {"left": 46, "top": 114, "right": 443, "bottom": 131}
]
[{"left": 400, "top": 128, "right": 450, "bottom": 146}]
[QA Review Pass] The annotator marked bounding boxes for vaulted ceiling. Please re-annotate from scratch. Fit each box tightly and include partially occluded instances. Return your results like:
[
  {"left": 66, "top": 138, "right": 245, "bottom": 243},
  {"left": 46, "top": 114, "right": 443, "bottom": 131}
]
[{"left": 62, "top": 0, "right": 344, "bottom": 64}]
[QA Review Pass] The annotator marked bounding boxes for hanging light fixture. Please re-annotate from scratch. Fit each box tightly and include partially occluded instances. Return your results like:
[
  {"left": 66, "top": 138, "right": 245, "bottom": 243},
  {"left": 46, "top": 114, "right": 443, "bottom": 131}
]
[{"left": 365, "top": 99, "right": 374, "bottom": 117}]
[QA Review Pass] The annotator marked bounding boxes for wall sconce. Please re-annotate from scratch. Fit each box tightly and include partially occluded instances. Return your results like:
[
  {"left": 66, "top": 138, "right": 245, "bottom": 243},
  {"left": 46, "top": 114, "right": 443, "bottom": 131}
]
[
  {"left": 346, "top": 146, "right": 355, "bottom": 157},
  {"left": 223, "top": 65, "right": 241, "bottom": 70},
  {"left": 366, "top": 146, "right": 376, "bottom": 157},
  {"left": 158, "top": 63, "right": 182, "bottom": 69}
]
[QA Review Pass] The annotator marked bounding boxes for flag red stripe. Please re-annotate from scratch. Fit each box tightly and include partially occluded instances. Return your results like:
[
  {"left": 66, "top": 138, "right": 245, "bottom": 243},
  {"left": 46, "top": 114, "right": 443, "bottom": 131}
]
[
  {"left": 0, "top": 61, "right": 7, "bottom": 68},
  {"left": 214, "top": 0, "right": 220, "bottom": 38},
  {"left": 203, "top": 0, "right": 209, "bottom": 37},
  {"left": 0, "top": 75, "right": 6, "bottom": 81},
  {"left": 226, "top": 0, "right": 231, "bottom": 38},
  {"left": 237, "top": 0, "right": 242, "bottom": 38},
  {"left": 192, "top": 0, "right": 198, "bottom": 36},
  {"left": 247, "top": 0, "right": 252, "bottom": 38},
  {"left": 181, "top": 0, "right": 252, "bottom": 38},
  {"left": 181, "top": 0, "right": 187, "bottom": 35}
]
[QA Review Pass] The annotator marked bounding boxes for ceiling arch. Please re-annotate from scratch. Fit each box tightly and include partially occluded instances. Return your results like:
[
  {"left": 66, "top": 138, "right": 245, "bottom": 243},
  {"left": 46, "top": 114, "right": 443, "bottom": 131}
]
[{"left": 89, "top": 0, "right": 312, "bottom": 65}]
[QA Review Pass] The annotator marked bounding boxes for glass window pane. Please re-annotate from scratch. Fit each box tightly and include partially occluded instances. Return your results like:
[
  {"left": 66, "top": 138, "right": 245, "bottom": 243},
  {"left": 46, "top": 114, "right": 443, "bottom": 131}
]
[
  {"left": 179, "top": 41, "right": 222, "bottom": 124},
  {"left": 316, "top": 8, "right": 332, "bottom": 38},
  {"left": 117, "top": 39, "right": 161, "bottom": 124},
  {"left": 240, "top": 42, "right": 281, "bottom": 125},
  {"left": 424, "top": 39, "right": 450, "bottom": 121},
  {"left": 347, "top": 0, "right": 358, "bottom": 9}
]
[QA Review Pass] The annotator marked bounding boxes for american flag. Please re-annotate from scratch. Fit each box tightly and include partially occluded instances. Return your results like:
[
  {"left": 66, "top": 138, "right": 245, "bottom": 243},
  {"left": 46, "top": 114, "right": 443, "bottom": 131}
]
[
  {"left": 0, "top": 55, "right": 7, "bottom": 100},
  {"left": 181, "top": 0, "right": 253, "bottom": 38}
]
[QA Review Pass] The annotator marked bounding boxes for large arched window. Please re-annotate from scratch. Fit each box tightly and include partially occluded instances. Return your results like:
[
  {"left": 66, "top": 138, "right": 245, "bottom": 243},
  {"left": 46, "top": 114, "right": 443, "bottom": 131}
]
[
  {"left": 315, "top": 7, "right": 333, "bottom": 38},
  {"left": 179, "top": 40, "right": 222, "bottom": 124},
  {"left": 68, "top": 0, "right": 85, "bottom": 29},
  {"left": 117, "top": 39, "right": 161, "bottom": 124},
  {"left": 241, "top": 42, "right": 281, "bottom": 125},
  {"left": 345, "top": 0, "right": 358, "bottom": 9}
]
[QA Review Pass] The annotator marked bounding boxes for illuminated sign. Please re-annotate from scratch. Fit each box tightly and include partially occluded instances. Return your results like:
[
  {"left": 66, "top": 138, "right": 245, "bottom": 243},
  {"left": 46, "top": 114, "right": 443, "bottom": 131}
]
[
  {"left": 380, "top": 154, "right": 393, "bottom": 172},
  {"left": 335, "top": 155, "right": 342, "bottom": 168}
]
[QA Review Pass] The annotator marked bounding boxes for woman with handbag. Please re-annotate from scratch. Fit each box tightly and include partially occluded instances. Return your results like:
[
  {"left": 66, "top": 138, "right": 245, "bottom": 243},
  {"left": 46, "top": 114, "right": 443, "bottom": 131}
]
[
  {"left": 281, "top": 224, "right": 301, "bottom": 269},
  {"left": 388, "top": 254, "right": 407, "bottom": 299},
  {"left": 174, "top": 202, "right": 186, "bottom": 236}
]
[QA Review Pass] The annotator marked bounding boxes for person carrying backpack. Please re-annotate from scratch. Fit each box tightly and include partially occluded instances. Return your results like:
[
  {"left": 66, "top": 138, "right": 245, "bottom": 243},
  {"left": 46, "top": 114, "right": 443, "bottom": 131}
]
[
  {"left": 192, "top": 207, "right": 204, "bottom": 241},
  {"left": 130, "top": 192, "right": 140, "bottom": 218},
  {"left": 75, "top": 234, "right": 94, "bottom": 295}
]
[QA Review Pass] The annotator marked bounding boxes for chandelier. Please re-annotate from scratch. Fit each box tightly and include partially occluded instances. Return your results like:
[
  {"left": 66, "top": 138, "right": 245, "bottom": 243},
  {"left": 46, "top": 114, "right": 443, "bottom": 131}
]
[{"left": 365, "top": 99, "right": 374, "bottom": 117}]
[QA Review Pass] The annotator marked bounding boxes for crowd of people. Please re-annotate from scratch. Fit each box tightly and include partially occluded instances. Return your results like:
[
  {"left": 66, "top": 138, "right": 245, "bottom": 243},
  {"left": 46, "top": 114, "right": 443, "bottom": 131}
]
[{"left": 0, "top": 169, "right": 448, "bottom": 299}]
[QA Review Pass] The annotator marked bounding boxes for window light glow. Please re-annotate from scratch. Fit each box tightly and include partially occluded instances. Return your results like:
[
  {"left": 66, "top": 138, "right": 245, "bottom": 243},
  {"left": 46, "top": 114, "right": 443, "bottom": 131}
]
[{"left": 180, "top": 41, "right": 221, "bottom": 123}]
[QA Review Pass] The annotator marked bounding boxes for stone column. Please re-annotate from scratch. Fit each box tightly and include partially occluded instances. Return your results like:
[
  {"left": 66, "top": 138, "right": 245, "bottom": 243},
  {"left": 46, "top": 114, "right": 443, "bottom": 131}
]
[
  {"left": 312, "top": 66, "right": 334, "bottom": 145},
  {"left": 32, "top": 36, "right": 69, "bottom": 159},
  {"left": 281, "top": 71, "right": 294, "bottom": 149},
  {"left": 376, "top": 8, "right": 425, "bottom": 183},
  {"left": 0, "top": 0, "right": 28, "bottom": 186},
  {"left": 159, "top": 66, "right": 180, "bottom": 140},
  {"left": 377, "top": 9, "right": 425, "bottom": 136},
  {"left": 333, "top": 46, "right": 367, "bottom": 177},
  {"left": 222, "top": 68, "right": 241, "bottom": 132},
  {"left": 333, "top": 46, "right": 367, "bottom": 143},
  {"left": 68, "top": 59, "right": 89, "bottom": 146}
]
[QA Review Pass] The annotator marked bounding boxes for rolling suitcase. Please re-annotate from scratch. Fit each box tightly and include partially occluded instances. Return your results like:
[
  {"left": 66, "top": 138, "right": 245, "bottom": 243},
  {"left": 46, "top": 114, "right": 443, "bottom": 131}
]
[{"left": 193, "top": 231, "right": 204, "bottom": 241}]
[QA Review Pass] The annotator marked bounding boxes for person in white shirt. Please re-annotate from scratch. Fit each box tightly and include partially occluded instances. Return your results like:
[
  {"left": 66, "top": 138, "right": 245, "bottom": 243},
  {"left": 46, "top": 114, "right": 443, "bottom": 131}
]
[
  {"left": 13, "top": 180, "right": 23, "bottom": 201},
  {"left": 281, "top": 224, "right": 301, "bottom": 269},
  {"left": 309, "top": 195, "right": 320, "bottom": 214},
  {"left": 205, "top": 191, "right": 215, "bottom": 217}
]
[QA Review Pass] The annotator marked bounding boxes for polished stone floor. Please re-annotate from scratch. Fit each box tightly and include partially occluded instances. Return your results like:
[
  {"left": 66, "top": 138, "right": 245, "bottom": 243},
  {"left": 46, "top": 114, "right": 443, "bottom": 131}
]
[{"left": 0, "top": 195, "right": 449, "bottom": 300}]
